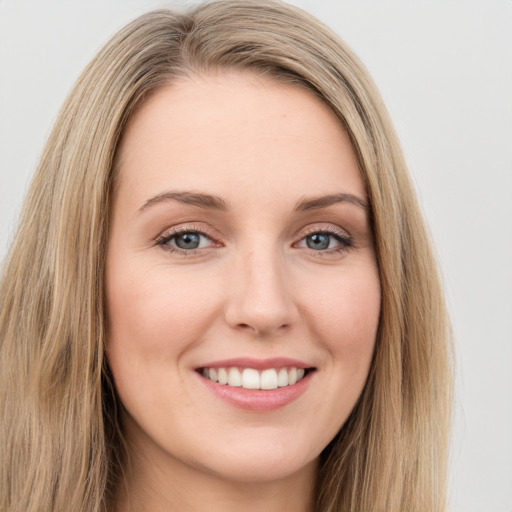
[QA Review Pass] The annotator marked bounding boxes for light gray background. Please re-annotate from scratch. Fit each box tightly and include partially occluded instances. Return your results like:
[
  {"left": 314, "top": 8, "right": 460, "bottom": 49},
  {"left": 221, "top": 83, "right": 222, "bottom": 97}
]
[{"left": 1, "top": 1, "right": 511, "bottom": 511}]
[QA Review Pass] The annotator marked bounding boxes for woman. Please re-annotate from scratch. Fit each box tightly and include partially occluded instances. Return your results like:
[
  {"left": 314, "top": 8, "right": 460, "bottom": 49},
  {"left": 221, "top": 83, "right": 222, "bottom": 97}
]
[{"left": 0, "top": 1, "right": 453, "bottom": 511}]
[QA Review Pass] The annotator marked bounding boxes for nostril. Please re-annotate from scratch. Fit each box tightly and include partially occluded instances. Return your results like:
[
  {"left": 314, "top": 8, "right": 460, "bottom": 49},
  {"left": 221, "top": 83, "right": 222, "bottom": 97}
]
[{"left": 234, "top": 321, "right": 292, "bottom": 334}]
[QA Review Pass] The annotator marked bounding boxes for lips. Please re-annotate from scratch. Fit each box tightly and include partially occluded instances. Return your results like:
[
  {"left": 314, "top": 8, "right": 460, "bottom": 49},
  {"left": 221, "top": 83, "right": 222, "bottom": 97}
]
[{"left": 195, "top": 358, "right": 315, "bottom": 411}]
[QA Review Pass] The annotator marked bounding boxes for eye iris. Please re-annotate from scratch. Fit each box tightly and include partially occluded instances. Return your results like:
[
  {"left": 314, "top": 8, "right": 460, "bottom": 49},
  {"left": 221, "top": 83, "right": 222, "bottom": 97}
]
[
  {"left": 175, "top": 232, "right": 200, "bottom": 250},
  {"left": 306, "top": 233, "right": 330, "bottom": 250}
]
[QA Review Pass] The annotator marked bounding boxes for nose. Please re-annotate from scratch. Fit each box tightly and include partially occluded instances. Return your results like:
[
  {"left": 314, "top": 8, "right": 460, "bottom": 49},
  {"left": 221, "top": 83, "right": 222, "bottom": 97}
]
[{"left": 224, "top": 247, "right": 298, "bottom": 337}]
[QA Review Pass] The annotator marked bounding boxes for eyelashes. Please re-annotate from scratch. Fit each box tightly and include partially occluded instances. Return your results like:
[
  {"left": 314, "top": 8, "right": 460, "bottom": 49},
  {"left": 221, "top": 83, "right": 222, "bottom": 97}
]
[
  {"left": 156, "top": 226, "right": 220, "bottom": 253},
  {"left": 156, "top": 224, "right": 353, "bottom": 257},
  {"left": 294, "top": 227, "right": 353, "bottom": 252}
]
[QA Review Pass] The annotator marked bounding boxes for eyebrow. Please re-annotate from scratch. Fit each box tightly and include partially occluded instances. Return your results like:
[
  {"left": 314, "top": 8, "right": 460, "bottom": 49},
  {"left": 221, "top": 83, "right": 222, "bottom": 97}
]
[
  {"left": 138, "top": 190, "right": 369, "bottom": 215},
  {"left": 138, "top": 191, "right": 228, "bottom": 213},
  {"left": 294, "top": 193, "right": 369, "bottom": 212}
]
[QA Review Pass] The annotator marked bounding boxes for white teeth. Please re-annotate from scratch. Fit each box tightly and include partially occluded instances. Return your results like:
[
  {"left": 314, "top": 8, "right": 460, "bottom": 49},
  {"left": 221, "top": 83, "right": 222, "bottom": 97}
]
[
  {"left": 228, "top": 367, "right": 242, "bottom": 387},
  {"left": 217, "top": 368, "right": 228, "bottom": 385},
  {"left": 260, "top": 369, "right": 278, "bottom": 389},
  {"left": 278, "top": 368, "right": 289, "bottom": 387},
  {"left": 242, "top": 368, "right": 260, "bottom": 389},
  {"left": 202, "top": 366, "right": 307, "bottom": 389}
]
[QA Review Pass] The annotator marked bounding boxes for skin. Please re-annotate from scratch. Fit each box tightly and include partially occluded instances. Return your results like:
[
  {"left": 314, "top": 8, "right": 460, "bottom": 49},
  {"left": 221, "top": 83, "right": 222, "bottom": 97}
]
[{"left": 106, "top": 72, "right": 381, "bottom": 512}]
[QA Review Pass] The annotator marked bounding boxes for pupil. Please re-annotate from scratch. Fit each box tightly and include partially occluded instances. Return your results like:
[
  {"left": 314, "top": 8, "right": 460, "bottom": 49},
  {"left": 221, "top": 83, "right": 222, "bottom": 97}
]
[
  {"left": 176, "top": 232, "right": 200, "bottom": 249},
  {"left": 307, "top": 233, "right": 329, "bottom": 250}
]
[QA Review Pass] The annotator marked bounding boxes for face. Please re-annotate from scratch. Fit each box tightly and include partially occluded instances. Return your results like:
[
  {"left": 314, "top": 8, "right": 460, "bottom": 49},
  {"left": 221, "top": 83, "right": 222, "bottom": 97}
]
[{"left": 106, "top": 72, "right": 380, "bottom": 486}]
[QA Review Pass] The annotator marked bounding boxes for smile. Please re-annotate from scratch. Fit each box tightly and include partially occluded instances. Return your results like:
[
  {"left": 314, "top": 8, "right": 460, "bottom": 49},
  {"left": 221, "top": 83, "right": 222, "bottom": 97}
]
[
  {"left": 195, "top": 358, "right": 315, "bottom": 411},
  {"left": 201, "top": 366, "right": 307, "bottom": 390}
]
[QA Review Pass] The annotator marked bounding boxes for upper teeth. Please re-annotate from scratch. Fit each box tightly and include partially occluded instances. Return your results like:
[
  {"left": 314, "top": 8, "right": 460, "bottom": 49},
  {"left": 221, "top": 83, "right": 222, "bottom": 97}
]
[{"left": 202, "top": 367, "right": 306, "bottom": 390}]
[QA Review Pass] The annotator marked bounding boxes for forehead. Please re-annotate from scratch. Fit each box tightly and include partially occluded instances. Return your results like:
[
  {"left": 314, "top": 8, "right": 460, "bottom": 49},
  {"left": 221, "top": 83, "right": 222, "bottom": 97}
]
[{"left": 114, "top": 72, "right": 365, "bottom": 210}]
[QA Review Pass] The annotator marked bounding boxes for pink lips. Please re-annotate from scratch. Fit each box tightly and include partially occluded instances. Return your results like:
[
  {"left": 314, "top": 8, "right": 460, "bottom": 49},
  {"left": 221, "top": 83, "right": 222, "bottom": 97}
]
[{"left": 196, "top": 357, "right": 314, "bottom": 411}]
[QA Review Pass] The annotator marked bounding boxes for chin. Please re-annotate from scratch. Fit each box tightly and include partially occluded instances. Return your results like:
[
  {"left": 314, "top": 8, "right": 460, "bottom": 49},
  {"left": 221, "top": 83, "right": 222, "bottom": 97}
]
[
  {"left": 198, "top": 451, "right": 317, "bottom": 485},
  {"left": 183, "top": 429, "right": 321, "bottom": 485}
]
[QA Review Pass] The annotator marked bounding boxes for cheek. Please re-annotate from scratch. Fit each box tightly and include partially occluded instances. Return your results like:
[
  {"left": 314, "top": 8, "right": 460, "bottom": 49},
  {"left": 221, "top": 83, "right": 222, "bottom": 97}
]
[
  {"left": 303, "top": 264, "right": 380, "bottom": 366},
  {"left": 105, "top": 258, "right": 222, "bottom": 381},
  {"left": 289, "top": 263, "right": 380, "bottom": 451}
]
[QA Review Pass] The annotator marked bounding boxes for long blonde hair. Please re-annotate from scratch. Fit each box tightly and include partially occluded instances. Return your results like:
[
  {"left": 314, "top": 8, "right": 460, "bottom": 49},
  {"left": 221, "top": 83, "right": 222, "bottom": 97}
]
[{"left": 0, "top": 2, "right": 452, "bottom": 510}]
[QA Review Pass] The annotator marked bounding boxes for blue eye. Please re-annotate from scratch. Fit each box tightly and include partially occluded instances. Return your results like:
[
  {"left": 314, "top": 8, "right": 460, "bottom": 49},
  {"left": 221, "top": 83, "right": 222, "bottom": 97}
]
[
  {"left": 159, "top": 230, "right": 214, "bottom": 252},
  {"left": 174, "top": 232, "right": 201, "bottom": 250},
  {"left": 297, "top": 230, "right": 352, "bottom": 252},
  {"left": 306, "top": 233, "right": 331, "bottom": 250}
]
